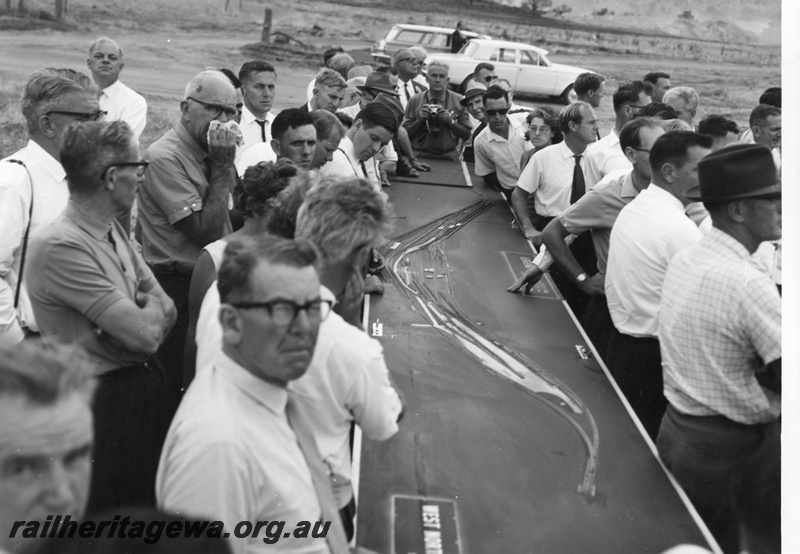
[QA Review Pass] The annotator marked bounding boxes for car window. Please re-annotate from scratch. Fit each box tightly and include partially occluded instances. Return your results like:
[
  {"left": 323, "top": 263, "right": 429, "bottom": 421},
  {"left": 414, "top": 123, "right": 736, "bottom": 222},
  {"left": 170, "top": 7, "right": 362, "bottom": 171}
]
[
  {"left": 491, "top": 48, "right": 516, "bottom": 63},
  {"left": 429, "top": 33, "right": 449, "bottom": 47},
  {"left": 520, "top": 50, "right": 540, "bottom": 66},
  {"left": 396, "top": 30, "right": 426, "bottom": 44},
  {"left": 463, "top": 42, "right": 479, "bottom": 57}
]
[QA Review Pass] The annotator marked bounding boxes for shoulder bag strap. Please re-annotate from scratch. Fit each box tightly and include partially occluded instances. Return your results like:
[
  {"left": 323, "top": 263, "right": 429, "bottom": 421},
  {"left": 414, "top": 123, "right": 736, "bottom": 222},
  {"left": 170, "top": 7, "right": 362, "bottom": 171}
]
[{"left": 5, "top": 159, "right": 33, "bottom": 309}]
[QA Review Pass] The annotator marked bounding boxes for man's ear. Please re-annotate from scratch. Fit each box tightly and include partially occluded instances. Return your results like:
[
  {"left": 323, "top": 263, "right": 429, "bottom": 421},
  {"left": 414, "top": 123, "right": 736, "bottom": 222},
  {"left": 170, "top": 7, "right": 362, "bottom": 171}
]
[
  {"left": 270, "top": 138, "right": 281, "bottom": 157},
  {"left": 660, "top": 162, "right": 674, "bottom": 183},
  {"left": 727, "top": 200, "right": 747, "bottom": 224},
  {"left": 180, "top": 100, "right": 191, "bottom": 119},
  {"left": 623, "top": 146, "right": 636, "bottom": 165},
  {"left": 219, "top": 304, "right": 243, "bottom": 346}
]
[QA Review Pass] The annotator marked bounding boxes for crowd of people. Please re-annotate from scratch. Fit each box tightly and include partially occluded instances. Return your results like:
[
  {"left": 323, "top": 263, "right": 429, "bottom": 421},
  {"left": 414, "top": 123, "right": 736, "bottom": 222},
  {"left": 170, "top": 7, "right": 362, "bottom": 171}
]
[{"left": 0, "top": 32, "right": 782, "bottom": 554}]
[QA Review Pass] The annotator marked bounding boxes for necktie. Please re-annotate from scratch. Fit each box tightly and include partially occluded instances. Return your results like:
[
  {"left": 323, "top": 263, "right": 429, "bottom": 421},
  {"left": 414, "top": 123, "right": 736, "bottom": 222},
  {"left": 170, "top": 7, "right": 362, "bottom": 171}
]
[
  {"left": 404, "top": 82, "right": 411, "bottom": 102},
  {"left": 256, "top": 119, "right": 267, "bottom": 142},
  {"left": 571, "top": 154, "right": 586, "bottom": 204},
  {"left": 359, "top": 160, "right": 368, "bottom": 179},
  {"left": 286, "top": 395, "right": 349, "bottom": 554}
]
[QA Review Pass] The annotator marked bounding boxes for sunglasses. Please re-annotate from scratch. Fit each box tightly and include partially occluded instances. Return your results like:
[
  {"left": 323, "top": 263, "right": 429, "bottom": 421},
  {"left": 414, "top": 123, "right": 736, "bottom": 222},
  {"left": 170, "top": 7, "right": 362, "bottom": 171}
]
[
  {"left": 485, "top": 108, "right": 510, "bottom": 117},
  {"left": 46, "top": 110, "right": 107, "bottom": 122},
  {"left": 187, "top": 97, "right": 238, "bottom": 119}
]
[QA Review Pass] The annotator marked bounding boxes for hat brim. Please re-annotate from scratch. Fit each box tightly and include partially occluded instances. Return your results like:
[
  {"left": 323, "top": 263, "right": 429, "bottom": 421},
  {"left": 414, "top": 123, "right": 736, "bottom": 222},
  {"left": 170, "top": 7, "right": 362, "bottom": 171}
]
[
  {"left": 357, "top": 85, "right": 400, "bottom": 97},
  {"left": 685, "top": 182, "right": 782, "bottom": 202},
  {"left": 460, "top": 92, "right": 482, "bottom": 106}
]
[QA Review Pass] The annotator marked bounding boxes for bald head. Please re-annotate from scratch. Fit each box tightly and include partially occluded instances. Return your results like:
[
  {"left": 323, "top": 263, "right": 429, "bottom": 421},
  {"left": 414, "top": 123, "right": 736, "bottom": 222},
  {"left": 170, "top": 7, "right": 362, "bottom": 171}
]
[
  {"left": 181, "top": 70, "right": 238, "bottom": 149},
  {"left": 87, "top": 37, "right": 124, "bottom": 88}
]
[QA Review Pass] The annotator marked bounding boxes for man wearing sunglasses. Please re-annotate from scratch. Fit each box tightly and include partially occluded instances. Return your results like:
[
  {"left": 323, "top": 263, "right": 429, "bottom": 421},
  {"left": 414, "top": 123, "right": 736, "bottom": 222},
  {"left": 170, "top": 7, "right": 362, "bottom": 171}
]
[
  {"left": 26, "top": 120, "right": 177, "bottom": 515},
  {"left": 137, "top": 69, "right": 239, "bottom": 414},
  {"left": 392, "top": 49, "right": 428, "bottom": 111},
  {"left": 582, "top": 80, "right": 650, "bottom": 190},
  {"left": 158, "top": 235, "right": 351, "bottom": 553},
  {"left": 0, "top": 69, "right": 101, "bottom": 348}
]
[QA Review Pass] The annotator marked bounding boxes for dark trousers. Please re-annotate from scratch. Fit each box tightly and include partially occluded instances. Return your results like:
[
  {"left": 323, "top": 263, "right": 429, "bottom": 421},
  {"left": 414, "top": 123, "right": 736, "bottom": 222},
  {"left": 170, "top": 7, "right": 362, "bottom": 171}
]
[
  {"left": 86, "top": 360, "right": 171, "bottom": 515},
  {"left": 657, "top": 405, "right": 780, "bottom": 554},
  {"left": 581, "top": 294, "right": 613, "bottom": 362},
  {"left": 152, "top": 270, "right": 192, "bottom": 415},
  {"left": 605, "top": 328, "right": 666, "bottom": 439}
]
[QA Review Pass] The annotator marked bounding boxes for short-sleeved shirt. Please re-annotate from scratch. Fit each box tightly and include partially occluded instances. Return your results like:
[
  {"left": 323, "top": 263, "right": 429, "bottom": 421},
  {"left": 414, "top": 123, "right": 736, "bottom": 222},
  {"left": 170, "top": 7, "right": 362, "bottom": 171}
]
[
  {"left": 605, "top": 185, "right": 702, "bottom": 337},
  {"left": 157, "top": 353, "right": 329, "bottom": 554},
  {"left": 26, "top": 201, "right": 157, "bottom": 373},
  {"left": 403, "top": 89, "right": 470, "bottom": 158},
  {"left": 100, "top": 80, "right": 148, "bottom": 142},
  {"left": 0, "top": 141, "right": 68, "bottom": 345},
  {"left": 138, "top": 123, "right": 232, "bottom": 273},
  {"left": 474, "top": 118, "right": 532, "bottom": 191},
  {"left": 581, "top": 129, "right": 630, "bottom": 190},
  {"left": 558, "top": 169, "right": 637, "bottom": 275},
  {"left": 659, "top": 228, "right": 781, "bottom": 424},
  {"left": 515, "top": 141, "right": 588, "bottom": 217}
]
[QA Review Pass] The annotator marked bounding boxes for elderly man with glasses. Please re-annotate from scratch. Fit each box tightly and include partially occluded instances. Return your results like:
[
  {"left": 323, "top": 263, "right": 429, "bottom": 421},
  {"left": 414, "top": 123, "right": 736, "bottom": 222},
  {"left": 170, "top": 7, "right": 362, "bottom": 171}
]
[
  {"left": 393, "top": 48, "right": 428, "bottom": 111},
  {"left": 0, "top": 69, "right": 101, "bottom": 348},
  {"left": 137, "top": 69, "right": 239, "bottom": 414},
  {"left": 26, "top": 120, "right": 177, "bottom": 515}
]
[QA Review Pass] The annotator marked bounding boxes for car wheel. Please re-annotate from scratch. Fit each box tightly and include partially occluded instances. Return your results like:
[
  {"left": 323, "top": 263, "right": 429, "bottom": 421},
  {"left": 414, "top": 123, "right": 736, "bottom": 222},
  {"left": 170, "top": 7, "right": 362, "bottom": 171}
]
[{"left": 559, "top": 84, "right": 577, "bottom": 104}]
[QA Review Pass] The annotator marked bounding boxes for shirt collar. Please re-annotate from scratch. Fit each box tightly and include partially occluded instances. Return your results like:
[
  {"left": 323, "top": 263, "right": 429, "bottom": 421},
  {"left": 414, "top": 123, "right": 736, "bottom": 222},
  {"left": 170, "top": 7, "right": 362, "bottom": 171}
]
[
  {"left": 556, "top": 140, "right": 578, "bottom": 160},
  {"left": 63, "top": 199, "right": 113, "bottom": 241},
  {"left": 486, "top": 117, "right": 527, "bottom": 143},
  {"left": 645, "top": 183, "right": 685, "bottom": 211},
  {"left": 320, "top": 284, "right": 337, "bottom": 304},
  {"left": 25, "top": 139, "right": 66, "bottom": 182},
  {"left": 241, "top": 104, "right": 271, "bottom": 124},
  {"left": 707, "top": 227, "right": 755, "bottom": 261},
  {"left": 620, "top": 171, "right": 638, "bottom": 200},
  {"left": 101, "top": 80, "right": 122, "bottom": 98},
  {"left": 176, "top": 122, "right": 208, "bottom": 163},
  {"left": 215, "top": 351, "right": 288, "bottom": 415}
]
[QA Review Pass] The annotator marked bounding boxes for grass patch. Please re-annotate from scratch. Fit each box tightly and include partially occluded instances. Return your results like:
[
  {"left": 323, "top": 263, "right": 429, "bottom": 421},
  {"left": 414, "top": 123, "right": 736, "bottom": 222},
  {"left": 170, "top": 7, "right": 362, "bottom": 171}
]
[{"left": 0, "top": 75, "right": 27, "bottom": 159}]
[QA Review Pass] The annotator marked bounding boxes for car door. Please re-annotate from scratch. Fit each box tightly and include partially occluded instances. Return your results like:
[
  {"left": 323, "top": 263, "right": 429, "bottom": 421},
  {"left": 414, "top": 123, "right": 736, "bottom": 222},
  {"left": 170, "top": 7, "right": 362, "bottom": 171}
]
[
  {"left": 488, "top": 46, "right": 520, "bottom": 90},
  {"left": 516, "top": 49, "right": 558, "bottom": 96}
]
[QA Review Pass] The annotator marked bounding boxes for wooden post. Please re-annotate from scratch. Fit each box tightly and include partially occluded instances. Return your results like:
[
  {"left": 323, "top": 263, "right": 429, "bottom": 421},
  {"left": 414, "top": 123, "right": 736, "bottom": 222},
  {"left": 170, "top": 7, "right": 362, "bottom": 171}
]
[{"left": 261, "top": 8, "right": 272, "bottom": 43}]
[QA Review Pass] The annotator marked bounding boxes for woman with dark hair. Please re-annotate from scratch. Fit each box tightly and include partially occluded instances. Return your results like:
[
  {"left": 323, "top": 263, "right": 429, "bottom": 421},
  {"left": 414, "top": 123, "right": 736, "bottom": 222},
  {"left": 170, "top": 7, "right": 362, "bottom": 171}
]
[
  {"left": 519, "top": 106, "right": 563, "bottom": 170},
  {"left": 183, "top": 159, "right": 300, "bottom": 381}
]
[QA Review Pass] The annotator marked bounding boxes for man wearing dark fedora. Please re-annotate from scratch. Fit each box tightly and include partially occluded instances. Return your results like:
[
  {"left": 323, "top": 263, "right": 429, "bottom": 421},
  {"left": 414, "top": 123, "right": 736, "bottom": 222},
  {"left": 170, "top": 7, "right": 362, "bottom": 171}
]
[{"left": 657, "top": 144, "right": 781, "bottom": 554}]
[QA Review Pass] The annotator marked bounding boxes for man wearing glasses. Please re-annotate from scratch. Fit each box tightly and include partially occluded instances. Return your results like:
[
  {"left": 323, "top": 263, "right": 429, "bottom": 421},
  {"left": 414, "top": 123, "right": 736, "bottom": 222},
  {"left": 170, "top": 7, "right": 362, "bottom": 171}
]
[
  {"left": 392, "top": 49, "right": 427, "bottom": 111},
  {"left": 582, "top": 80, "right": 651, "bottom": 190},
  {"left": 137, "top": 69, "right": 238, "bottom": 413},
  {"left": 158, "top": 235, "right": 351, "bottom": 553},
  {"left": 26, "top": 120, "right": 177, "bottom": 515},
  {"left": 0, "top": 69, "right": 101, "bottom": 348}
]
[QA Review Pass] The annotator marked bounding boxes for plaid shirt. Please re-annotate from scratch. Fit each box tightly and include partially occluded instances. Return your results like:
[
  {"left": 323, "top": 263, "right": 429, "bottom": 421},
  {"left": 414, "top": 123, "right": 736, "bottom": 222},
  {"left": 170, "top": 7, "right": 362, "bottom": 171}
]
[{"left": 659, "top": 228, "right": 781, "bottom": 424}]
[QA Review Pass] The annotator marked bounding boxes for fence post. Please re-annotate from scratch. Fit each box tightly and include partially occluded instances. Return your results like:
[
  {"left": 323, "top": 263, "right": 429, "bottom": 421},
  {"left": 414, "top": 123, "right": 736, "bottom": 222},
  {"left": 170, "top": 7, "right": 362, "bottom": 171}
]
[{"left": 261, "top": 8, "right": 272, "bottom": 43}]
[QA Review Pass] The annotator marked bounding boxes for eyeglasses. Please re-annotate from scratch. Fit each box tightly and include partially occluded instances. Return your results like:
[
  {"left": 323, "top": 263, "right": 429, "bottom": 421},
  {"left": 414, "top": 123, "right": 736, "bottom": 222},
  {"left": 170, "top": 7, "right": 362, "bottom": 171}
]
[
  {"left": 100, "top": 161, "right": 149, "bottom": 179},
  {"left": 631, "top": 147, "right": 650, "bottom": 154},
  {"left": 528, "top": 125, "right": 552, "bottom": 135},
  {"left": 46, "top": 110, "right": 107, "bottom": 122},
  {"left": 398, "top": 58, "right": 420, "bottom": 65},
  {"left": 229, "top": 298, "right": 333, "bottom": 327},
  {"left": 186, "top": 97, "right": 238, "bottom": 119},
  {"left": 485, "top": 108, "right": 510, "bottom": 117}
]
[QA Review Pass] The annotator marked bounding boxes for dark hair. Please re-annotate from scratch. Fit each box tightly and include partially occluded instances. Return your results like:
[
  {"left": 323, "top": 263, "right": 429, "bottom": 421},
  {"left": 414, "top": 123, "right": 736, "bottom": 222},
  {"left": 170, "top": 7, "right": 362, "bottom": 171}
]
[
  {"left": 573, "top": 73, "right": 604, "bottom": 95},
  {"left": 218, "top": 67, "right": 241, "bottom": 89},
  {"left": 619, "top": 117, "right": 661, "bottom": 152},
  {"left": 526, "top": 106, "right": 563, "bottom": 144},
  {"left": 749, "top": 104, "right": 781, "bottom": 128},
  {"left": 323, "top": 47, "right": 345, "bottom": 66},
  {"left": 234, "top": 159, "right": 298, "bottom": 219},
  {"left": 482, "top": 85, "right": 509, "bottom": 105},
  {"left": 649, "top": 130, "right": 713, "bottom": 174},
  {"left": 637, "top": 102, "right": 678, "bottom": 120},
  {"left": 355, "top": 102, "right": 398, "bottom": 134},
  {"left": 758, "top": 87, "right": 781, "bottom": 108},
  {"left": 697, "top": 114, "right": 739, "bottom": 138},
  {"left": 643, "top": 72, "right": 670, "bottom": 85},
  {"left": 271, "top": 108, "right": 315, "bottom": 141},
  {"left": 238, "top": 60, "right": 276, "bottom": 84},
  {"left": 265, "top": 176, "right": 315, "bottom": 239},
  {"left": 473, "top": 62, "right": 495, "bottom": 79},
  {"left": 218, "top": 235, "right": 318, "bottom": 303},
  {"left": 335, "top": 112, "right": 354, "bottom": 129},
  {"left": 310, "top": 109, "right": 346, "bottom": 141},
  {"left": 60, "top": 120, "right": 134, "bottom": 195},
  {"left": 613, "top": 80, "right": 648, "bottom": 112},
  {"left": 558, "top": 101, "right": 590, "bottom": 134}
]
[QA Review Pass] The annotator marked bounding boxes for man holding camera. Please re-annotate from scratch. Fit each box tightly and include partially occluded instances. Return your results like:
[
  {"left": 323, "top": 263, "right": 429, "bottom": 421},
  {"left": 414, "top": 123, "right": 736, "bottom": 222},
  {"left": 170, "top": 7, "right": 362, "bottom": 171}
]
[{"left": 402, "top": 60, "right": 471, "bottom": 161}]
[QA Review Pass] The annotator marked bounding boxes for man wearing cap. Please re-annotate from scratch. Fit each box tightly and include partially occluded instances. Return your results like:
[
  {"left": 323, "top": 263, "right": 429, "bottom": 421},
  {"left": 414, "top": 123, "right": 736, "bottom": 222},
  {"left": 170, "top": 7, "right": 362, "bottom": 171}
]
[
  {"left": 657, "top": 144, "right": 781, "bottom": 554},
  {"left": 393, "top": 49, "right": 428, "bottom": 111},
  {"left": 473, "top": 86, "right": 532, "bottom": 199},
  {"left": 460, "top": 81, "right": 486, "bottom": 163},
  {"left": 604, "top": 130, "right": 712, "bottom": 439}
]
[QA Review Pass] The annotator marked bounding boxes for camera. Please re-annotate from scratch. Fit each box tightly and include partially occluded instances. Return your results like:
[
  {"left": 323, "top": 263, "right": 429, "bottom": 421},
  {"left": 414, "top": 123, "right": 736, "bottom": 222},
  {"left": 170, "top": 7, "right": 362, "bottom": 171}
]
[{"left": 424, "top": 104, "right": 442, "bottom": 115}]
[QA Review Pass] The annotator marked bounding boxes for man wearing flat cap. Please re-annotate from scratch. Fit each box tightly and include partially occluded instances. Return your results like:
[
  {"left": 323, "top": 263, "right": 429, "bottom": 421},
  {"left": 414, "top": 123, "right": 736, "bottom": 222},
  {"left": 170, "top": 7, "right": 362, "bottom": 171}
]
[
  {"left": 656, "top": 144, "right": 781, "bottom": 554},
  {"left": 460, "top": 81, "right": 486, "bottom": 163}
]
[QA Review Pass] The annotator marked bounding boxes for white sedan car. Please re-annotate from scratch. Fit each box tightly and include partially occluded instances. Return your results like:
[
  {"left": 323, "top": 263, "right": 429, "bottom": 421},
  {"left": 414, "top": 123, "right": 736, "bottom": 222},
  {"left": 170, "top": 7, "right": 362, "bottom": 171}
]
[{"left": 430, "top": 39, "right": 593, "bottom": 103}]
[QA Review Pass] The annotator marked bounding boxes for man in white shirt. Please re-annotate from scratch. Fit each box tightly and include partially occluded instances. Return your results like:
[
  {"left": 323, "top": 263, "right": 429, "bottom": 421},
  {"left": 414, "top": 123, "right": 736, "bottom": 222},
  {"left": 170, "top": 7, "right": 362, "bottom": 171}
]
[
  {"left": 87, "top": 37, "right": 147, "bottom": 142},
  {"left": 237, "top": 60, "right": 277, "bottom": 150},
  {"left": 582, "top": 80, "right": 650, "bottom": 189},
  {"left": 235, "top": 107, "right": 314, "bottom": 177},
  {"left": 573, "top": 73, "right": 606, "bottom": 110},
  {"left": 157, "top": 235, "right": 350, "bottom": 554},
  {"left": 310, "top": 109, "right": 347, "bottom": 171},
  {"left": 392, "top": 49, "right": 427, "bottom": 111},
  {"left": 474, "top": 86, "right": 532, "bottom": 199},
  {"left": 301, "top": 69, "right": 347, "bottom": 113},
  {"left": 748, "top": 104, "right": 781, "bottom": 172},
  {"left": 0, "top": 70, "right": 101, "bottom": 347},
  {"left": 642, "top": 72, "right": 671, "bottom": 103},
  {"left": 663, "top": 87, "right": 699, "bottom": 129},
  {"left": 604, "top": 130, "right": 712, "bottom": 439}
]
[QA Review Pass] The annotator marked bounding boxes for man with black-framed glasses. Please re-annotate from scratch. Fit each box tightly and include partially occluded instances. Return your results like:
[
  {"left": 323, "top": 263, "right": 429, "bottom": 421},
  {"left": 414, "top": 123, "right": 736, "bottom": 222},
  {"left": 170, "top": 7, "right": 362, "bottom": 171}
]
[
  {"left": 392, "top": 48, "right": 427, "bottom": 111},
  {"left": 137, "top": 69, "right": 239, "bottom": 414},
  {"left": 26, "top": 120, "right": 177, "bottom": 515},
  {"left": 0, "top": 69, "right": 99, "bottom": 348}
]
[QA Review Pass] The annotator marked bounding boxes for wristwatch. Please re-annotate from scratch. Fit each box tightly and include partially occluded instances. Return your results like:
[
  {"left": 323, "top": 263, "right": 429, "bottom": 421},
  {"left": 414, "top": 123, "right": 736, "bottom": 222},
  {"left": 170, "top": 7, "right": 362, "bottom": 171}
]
[{"left": 575, "top": 273, "right": 587, "bottom": 284}]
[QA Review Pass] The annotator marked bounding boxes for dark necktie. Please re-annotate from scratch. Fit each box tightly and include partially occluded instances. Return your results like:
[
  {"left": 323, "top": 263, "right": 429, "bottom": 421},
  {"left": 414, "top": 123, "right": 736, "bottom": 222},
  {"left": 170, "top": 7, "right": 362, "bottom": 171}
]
[
  {"left": 404, "top": 82, "right": 411, "bottom": 102},
  {"left": 571, "top": 154, "right": 585, "bottom": 204},
  {"left": 359, "top": 160, "right": 368, "bottom": 178},
  {"left": 256, "top": 119, "right": 267, "bottom": 142},
  {"left": 285, "top": 395, "right": 349, "bottom": 554}
]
